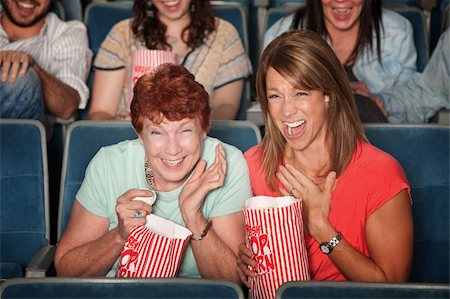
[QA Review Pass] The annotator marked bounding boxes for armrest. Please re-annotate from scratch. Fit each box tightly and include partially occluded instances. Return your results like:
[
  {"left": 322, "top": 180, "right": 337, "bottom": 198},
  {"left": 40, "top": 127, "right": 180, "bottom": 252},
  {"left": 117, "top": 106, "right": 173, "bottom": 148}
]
[{"left": 25, "top": 245, "right": 56, "bottom": 277}]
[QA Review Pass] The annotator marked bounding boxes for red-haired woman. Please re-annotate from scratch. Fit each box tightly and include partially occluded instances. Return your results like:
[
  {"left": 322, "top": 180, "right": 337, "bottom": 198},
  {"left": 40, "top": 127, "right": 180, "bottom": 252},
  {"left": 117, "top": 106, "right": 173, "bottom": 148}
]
[{"left": 55, "top": 63, "right": 252, "bottom": 282}]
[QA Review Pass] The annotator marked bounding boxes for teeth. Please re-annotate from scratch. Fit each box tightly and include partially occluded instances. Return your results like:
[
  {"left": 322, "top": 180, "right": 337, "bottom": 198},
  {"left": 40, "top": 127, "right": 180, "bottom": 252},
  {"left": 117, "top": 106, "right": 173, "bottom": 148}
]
[
  {"left": 162, "top": 158, "right": 183, "bottom": 166},
  {"left": 161, "top": 0, "right": 180, "bottom": 7},
  {"left": 286, "top": 120, "right": 305, "bottom": 128},
  {"left": 17, "top": 1, "right": 35, "bottom": 9},
  {"left": 286, "top": 120, "right": 305, "bottom": 135},
  {"left": 335, "top": 8, "right": 350, "bottom": 13}
]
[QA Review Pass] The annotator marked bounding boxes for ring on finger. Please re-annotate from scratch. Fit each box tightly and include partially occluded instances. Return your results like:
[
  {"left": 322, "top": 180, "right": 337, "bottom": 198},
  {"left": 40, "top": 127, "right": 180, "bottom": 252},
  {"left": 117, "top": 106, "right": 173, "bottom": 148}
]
[
  {"left": 134, "top": 211, "right": 142, "bottom": 218},
  {"left": 289, "top": 187, "right": 295, "bottom": 196}
]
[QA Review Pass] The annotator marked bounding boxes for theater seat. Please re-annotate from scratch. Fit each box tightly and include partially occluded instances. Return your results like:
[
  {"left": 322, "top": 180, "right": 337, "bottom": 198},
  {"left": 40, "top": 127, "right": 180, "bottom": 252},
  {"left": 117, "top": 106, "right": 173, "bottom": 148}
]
[{"left": 364, "top": 124, "right": 449, "bottom": 283}]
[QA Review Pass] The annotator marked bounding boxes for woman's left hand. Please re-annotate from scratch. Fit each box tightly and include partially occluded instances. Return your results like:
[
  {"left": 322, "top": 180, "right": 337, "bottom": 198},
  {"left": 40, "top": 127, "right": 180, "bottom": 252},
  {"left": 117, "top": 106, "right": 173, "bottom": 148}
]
[
  {"left": 179, "top": 144, "right": 226, "bottom": 224},
  {"left": 277, "top": 165, "right": 336, "bottom": 239}
]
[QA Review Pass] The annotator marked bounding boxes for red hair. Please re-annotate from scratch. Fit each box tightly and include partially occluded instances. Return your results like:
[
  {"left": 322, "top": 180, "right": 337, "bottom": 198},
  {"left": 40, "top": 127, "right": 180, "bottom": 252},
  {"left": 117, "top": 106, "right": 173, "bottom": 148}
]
[{"left": 131, "top": 63, "right": 211, "bottom": 133}]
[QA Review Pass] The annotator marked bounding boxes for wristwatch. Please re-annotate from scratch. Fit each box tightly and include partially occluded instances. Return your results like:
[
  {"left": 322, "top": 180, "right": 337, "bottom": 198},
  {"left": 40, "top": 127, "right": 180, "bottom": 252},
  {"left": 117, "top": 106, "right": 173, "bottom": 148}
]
[{"left": 320, "top": 234, "right": 342, "bottom": 254}]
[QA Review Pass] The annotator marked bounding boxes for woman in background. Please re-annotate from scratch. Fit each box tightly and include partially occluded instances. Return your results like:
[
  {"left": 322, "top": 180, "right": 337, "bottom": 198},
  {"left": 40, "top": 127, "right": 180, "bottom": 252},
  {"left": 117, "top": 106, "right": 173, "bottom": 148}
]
[
  {"left": 264, "top": 0, "right": 417, "bottom": 122},
  {"left": 89, "top": 0, "right": 251, "bottom": 120}
]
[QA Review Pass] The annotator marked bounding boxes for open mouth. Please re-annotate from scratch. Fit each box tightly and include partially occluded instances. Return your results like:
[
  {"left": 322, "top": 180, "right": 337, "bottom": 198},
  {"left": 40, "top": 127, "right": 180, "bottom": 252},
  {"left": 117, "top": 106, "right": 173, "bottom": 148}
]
[
  {"left": 162, "top": 157, "right": 183, "bottom": 167},
  {"left": 160, "top": 0, "right": 180, "bottom": 7},
  {"left": 17, "top": 1, "right": 36, "bottom": 9},
  {"left": 285, "top": 120, "right": 306, "bottom": 135}
]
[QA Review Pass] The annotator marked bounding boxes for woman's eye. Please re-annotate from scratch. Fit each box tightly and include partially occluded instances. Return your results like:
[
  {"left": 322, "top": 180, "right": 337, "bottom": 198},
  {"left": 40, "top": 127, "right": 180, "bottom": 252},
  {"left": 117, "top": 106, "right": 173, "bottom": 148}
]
[
  {"left": 297, "top": 91, "right": 308, "bottom": 97},
  {"left": 267, "top": 94, "right": 279, "bottom": 100},
  {"left": 150, "top": 131, "right": 161, "bottom": 135}
]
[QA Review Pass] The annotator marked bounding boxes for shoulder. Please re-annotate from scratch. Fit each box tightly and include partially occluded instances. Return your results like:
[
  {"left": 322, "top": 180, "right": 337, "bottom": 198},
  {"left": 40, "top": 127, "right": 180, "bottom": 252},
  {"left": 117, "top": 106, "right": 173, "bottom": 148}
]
[
  {"left": 45, "top": 12, "right": 88, "bottom": 38},
  {"left": 352, "top": 141, "right": 406, "bottom": 178},
  {"left": 381, "top": 8, "right": 413, "bottom": 32},
  {"left": 93, "top": 139, "right": 142, "bottom": 163},
  {"left": 264, "top": 13, "right": 294, "bottom": 48},
  {"left": 214, "top": 17, "right": 241, "bottom": 41}
]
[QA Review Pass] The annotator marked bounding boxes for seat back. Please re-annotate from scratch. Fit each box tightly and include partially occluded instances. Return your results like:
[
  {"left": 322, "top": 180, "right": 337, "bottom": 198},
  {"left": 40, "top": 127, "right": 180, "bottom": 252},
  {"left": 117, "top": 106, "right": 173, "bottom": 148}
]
[
  {"left": 364, "top": 124, "right": 450, "bottom": 283},
  {"left": 0, "top": 277, "right": 244, "bottom": 298},
  {"left": 275, "top": 281, "right": 450, "bottom": 299},
  {"left": 208, "top": 120, "right": 262, "bottom": 152},
  {"left": 0, "top": 120, "right": 50, "bottom": 279},
  {"left": 57, "top": 121, "right": 138, "bottom": 241},
  {"left": 83, "top": 1, "right": 134, "bottom": 88}
]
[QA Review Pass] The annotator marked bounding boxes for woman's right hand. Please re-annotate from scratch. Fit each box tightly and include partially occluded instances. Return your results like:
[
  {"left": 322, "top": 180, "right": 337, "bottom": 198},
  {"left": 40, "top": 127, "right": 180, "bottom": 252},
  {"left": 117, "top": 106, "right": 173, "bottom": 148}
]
[
  {"left": 237, "top": 243, "right": 258, "bottom": 288},
  {"left": 115, "top": 189, "right": 154, "bottom": 241}
]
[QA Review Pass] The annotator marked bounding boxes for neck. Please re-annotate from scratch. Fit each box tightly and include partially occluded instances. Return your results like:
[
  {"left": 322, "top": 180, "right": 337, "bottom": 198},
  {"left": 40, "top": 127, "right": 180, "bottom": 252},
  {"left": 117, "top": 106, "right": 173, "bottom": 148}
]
[
  {"left": 326, "top": 25, "right": 359, "bottom": 65},
  {"left": 1, "top": 14, "right": 45, "bottom": 42},
  {"left": 284, "top": 144, "right": 330, "bottom": 180}
]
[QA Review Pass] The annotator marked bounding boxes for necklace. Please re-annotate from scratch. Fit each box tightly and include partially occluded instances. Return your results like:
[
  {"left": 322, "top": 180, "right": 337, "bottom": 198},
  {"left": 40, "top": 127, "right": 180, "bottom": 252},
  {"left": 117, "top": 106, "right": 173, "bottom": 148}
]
[{"left": 144, "top": 159, "right": 156, "bottom": 190}]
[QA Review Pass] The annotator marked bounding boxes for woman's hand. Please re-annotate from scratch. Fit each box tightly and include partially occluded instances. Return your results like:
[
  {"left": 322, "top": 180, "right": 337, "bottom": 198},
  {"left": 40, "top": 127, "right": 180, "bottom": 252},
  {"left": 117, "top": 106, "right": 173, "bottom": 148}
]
[
  {"left": 115, "top": 189, "right": 154, "bottom": 241},
  {"left": 277, "top": 165, "right": 336, "bottom": 239},
  {"left": 179, "top": 144, "right": 226, "bottom": 224},
  {"left": 237, "top": 243, "right": 258, "bottom": 288}
]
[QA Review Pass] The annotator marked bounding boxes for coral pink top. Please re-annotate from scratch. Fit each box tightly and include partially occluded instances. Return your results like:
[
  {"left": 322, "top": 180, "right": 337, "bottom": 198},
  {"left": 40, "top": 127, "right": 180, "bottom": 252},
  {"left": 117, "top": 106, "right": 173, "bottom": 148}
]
[{"left": 244, "top": 141, "right": 411, "bottom": 280}]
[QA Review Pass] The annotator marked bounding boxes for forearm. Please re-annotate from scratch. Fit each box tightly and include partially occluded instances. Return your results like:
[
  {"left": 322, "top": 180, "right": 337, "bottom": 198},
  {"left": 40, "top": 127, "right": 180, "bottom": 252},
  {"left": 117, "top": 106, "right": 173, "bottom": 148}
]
[
  {"left": 188, "top": 218, "right": 241, "bottom": 283},
  {"left": 32, "top": 62, "right": 80, "bottom": 119},
  {"left": 56, "top": 227, "right": 125, "bottom": 277},
  {"left": 328, "top": 238, "right": 395, "bottom": 282}
]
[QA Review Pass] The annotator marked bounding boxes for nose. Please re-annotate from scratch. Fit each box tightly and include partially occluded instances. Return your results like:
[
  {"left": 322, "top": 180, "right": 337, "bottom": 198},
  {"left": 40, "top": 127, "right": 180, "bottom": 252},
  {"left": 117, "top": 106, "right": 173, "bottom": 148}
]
[
  {"left": 165, "top": 135, "right": 181, "bottom": 156},
  {"left": 281, "top": 97, "right": 297, "bottom": 117}
]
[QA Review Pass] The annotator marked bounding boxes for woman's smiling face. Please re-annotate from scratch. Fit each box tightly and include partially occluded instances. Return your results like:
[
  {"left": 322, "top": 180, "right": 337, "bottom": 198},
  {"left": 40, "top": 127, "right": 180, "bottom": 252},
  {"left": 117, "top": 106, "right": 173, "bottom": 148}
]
[
  {"left": 140, "top": 115, "right": 205, "bottom": 191},
  {"left": 266, "top": 67, "right": 329, "bottom": 152},
  {"left": 321, "top": 0, "right": 364, "bottom": 33}
]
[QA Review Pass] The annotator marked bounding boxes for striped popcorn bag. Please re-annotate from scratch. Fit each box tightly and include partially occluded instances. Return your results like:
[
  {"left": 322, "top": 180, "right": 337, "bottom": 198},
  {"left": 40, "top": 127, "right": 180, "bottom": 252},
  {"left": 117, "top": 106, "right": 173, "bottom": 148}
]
[
  {"left": 129, "top": 49, "right": 179, "bottom": 112},
  {"left": 244, "top": 196, "right": 310, "bottom": 299},
  {"left": 117, "top": 214, "right": 192, "bottom": 278}
]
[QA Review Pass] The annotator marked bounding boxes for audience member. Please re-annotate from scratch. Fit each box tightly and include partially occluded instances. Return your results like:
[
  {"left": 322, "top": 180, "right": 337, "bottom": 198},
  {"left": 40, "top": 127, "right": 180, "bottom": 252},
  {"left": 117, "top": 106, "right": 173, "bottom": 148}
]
[
  {"left": 0, "top": 0, "right": 91, "bottom": 134},
  {"left": 55, "top": 63, "right": 252, "bottom": 282},
  {"left": 264, "top": 0, "right": 417, "bottom": 123},
  {"left": 237, "top": 31, "right": 413, "bottom": 284},
  {"left": 88, "top": 0, "right": 252, "bottom": 121},
  {"left": 380, "top": 28, "right": 450, "bottom": 123}
]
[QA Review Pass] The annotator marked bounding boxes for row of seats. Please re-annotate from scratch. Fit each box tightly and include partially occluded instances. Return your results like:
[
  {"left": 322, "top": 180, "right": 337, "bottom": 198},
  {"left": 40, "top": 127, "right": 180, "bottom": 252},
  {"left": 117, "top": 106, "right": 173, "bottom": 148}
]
[
  {"left": 1, "top": 118, "right": 449, "bottom": 284},
  {"left": 1, "top": 277, "right": 449, "bottom": 298}
]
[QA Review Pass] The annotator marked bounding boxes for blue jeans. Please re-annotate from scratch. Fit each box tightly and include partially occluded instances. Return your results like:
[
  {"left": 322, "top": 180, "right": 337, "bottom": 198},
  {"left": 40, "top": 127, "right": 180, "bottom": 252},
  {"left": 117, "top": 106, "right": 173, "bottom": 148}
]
[{"left": 0, "top": 67, "right": 44, "bottom": 121}]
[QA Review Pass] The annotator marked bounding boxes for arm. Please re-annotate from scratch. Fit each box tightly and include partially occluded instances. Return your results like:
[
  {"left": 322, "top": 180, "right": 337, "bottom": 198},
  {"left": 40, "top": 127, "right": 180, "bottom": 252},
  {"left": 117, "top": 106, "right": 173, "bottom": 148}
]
[
  {"left": 55, "top": 189, "right": 153, "bottom": 276},
  {"left": 88, "top": 69, "right": 126, "bottom": 120},
  {"left": 278, "top": 165, "right": 413, "bottom": 282},
  {"left": 210, "top": 80, "right": 244, "bottom": 120},
  {"left": 179, "top": 144, "right": 243, "bottom": 283},
  {"left": 0, "top": 50, "right": 80, "bottom": 119}
]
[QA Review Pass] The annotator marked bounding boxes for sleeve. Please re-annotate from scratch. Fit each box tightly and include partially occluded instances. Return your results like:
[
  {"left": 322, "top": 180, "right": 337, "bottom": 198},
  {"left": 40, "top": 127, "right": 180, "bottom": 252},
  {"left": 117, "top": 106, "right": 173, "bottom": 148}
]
[
  {"left": 365, "top": 151, "right": 411, "bottom": 217},
  {"left": 213, "top": 20, "right": 252, "bottom": 90},
  {"left": 380, "top": 28, "right": 450, "bottom": 123},
  {"left": 208, "top": 145, "right": 253, "bottom": 218},
  {"left": 51, "top": 20, "right": 92, "bottom": 109},
  {"left": 263, "top": 14, "right": 293, "bottom": 50},
  {"left": 94, "top": 19, "right": 132, "bottom": 70},
  {"left": 76, "top": 148, "right": 112, "bottom": 218}
]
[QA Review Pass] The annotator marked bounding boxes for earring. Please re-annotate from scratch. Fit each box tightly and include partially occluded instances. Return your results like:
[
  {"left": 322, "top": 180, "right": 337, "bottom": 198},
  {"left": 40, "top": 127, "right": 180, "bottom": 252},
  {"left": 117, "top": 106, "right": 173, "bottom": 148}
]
[{"left": 190, "top": 2, "right": 195, "bottom": 13}]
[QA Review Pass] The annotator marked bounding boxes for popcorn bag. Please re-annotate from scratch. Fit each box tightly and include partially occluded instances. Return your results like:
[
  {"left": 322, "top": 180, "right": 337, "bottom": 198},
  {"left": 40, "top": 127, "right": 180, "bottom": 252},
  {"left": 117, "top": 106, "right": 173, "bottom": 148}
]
[
  {"left": 244, "top": 196, "right": 310, "bottom": 299},
  {"left": 129, "top": 49, "right": 179, "bottom": 111},
  {"left": 117, "top": 214, "right": 192, "bottom": 278}
]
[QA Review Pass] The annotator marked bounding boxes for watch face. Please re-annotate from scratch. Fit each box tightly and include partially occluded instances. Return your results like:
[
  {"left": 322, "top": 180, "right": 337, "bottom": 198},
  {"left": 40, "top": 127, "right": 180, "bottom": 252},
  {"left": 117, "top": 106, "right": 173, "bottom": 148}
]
[{"left": 320, "top": 244, "right": 330, "bottom": 254}]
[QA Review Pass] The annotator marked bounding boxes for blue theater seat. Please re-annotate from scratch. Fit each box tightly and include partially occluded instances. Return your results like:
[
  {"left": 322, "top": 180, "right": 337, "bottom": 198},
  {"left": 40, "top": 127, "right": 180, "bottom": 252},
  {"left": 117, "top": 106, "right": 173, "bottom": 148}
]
[
  {"left": 0, "top": 120, "right": 55, "bottom": 279},
  {"left": 276, "top": 281, "right": 450, "bottom": 299},
  {"left": 0, "top": 277, "right": 244, "bottom": 299},
  {"left": 364, "top": 124, "right": 449, "bottom": 283}
]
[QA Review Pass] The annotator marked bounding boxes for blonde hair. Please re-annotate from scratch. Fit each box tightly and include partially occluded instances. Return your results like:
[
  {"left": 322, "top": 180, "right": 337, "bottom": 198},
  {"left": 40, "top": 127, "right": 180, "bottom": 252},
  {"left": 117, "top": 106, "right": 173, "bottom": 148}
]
[{"left": 256, "top": 30, "right": 366, "bottom": 190}]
